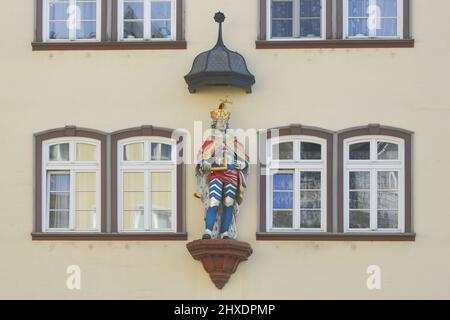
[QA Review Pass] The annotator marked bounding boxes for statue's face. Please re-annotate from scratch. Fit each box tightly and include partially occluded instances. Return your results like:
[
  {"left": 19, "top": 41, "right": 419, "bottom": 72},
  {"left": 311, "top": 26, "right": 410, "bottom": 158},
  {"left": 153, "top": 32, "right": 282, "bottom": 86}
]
[{"left": 214, "top": 120, "right": 227, "bottom": 132}]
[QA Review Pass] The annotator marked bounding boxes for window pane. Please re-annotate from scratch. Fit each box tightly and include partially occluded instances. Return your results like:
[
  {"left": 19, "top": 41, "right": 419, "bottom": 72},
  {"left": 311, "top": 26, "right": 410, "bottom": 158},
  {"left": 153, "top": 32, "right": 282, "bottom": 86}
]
[
  {"left": 300, "top": 210, "right": 321, "bottom": 228},
  {"left": 124, "top": 21, "right": 144, "bottom": 38},
  {"left": 272, "top": 1, "right": 293, "bottom": 18},
  {"left": 300, "top": 19, "right": 321, "bottom": 37},
  {"left": 151, "top": 1, "right": 171, "bottom": 19},
  {"left": 50, "top": 173, "right": 70, "bottom": 191},
  {"left": 272, "top": 20, "right": 293, "bottom": 37},
  {"left": 123, "top": 211, "right": 145, "bottom": 230},
  {"left": 77, "top": 1, "right": 97, "bottom": 20},
  {"left": 377, "top": 171, "right": 398, "bottom": 189},
  {"left": 49, "top": 1, "right": 69, "bottom": 20},
  {"left": 300, "top": 191, "right": 321, "bottom": 209},
  {"left": 273, "top": 173, "right": 293, "bottom": 190},
  {"left": 49, "top": 21, "right": 70, "bottom": 39},
  {"left": 124, "top": 192, "right": 145, "bottom": 210},
  {"left": 273, "top": 210, "right": 293, "bottom": 228},
  {"left": 124, "top": 143, "right": 144, "bottom": 161},
  {"left": 76, "top": 192, "right": 96, "bottom": 210},
  {"left": 124, "top": 172, "right": 144, "bottom": 190},
  {"left": 348, "top": 18, "right": 369, "bottom": 37},
  {"left": 377, "top": 191, "right": 398, "bottom": 210},
  {"left": 349, "top": 142, "right": 370, "bottom": 160},
  {"left": 152, "top": 172, "right": 172, "bottom": 191},
  {"left": 349, "top": 171, "right": 370, "bottom": 189},
  {"left": 49, "top": 143, "right": 69, "bottom": 161},
  {"left": 272, "top": 142, "right": 293, "bottom": 160},
  {"left": 377, "top": 18, "right": 397, "bottom": 36},
  {"left": 76, "top": 143, "right": 96, "bottom": 161},
  {"left": 349, "top": 191, "right": 370, "bottom": 209},
  {"left": 377, "top": 210, "right": 398, "bottom": 229},
  {"left": 301, "top": 142, "right": 321, "bottom": 160},
  {"left": 300, "top": 0, "right": 321, "bottom": 17},
  {"left": 300, "top": 172, "right": 321, "bottom": 189},
  {"left": 152, "top": 192, "right": 172, "bottom": 211},
  {"left": 76, "top": 211, "right": 96, "bottom": 229},
  {"left": 377, "top": 0, "right": 397, "bottom": 16},
  {"left": 349, "top": 210, "right": 370, "bottom": 228},
  {"left": 152, "top": 210, "right": 172, "bottom": 229},
  {"left": 151, "top": 143, "right": 172, "bottom": 161},
  {"left": 49, "top": 211, "right": 70, "bottom": 228},
  {"left": 124, "top": 1, "right": 144, "bottom": 19},
  {"left": 77, "top": 21, "right": 97, "bottom": 39},
  {"left": 50, "top": 193, "right": 70, "bottom": 210},
  {"left": 76, "top": 172, "right": 96, "bottom": 190},
  {"left": 377, "top": 142, "right": 399, "bottom": 160},
  {"left": 348, "top": 0, "right": 369, "bottom": 17},
  {"left": 151, "top": 20, "right": 172, "bottom": 38},
  {"left": 273, "top": 192, "right": 293, "bottom": 209}
]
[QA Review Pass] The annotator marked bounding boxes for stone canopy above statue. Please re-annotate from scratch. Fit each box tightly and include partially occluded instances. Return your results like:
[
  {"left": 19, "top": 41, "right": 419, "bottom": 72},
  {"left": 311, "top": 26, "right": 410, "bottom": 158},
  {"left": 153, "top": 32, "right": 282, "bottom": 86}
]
[{"left": 184, "top": 12, "right": 256, "bottom": 94}]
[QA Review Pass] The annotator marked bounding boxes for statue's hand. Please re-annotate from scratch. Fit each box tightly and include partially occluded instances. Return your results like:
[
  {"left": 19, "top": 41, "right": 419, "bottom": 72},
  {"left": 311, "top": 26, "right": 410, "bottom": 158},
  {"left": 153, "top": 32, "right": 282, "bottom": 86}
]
[
  {"left": 201, "top": 161, "right": 212, "bottom": 173},
  {"left": 235, "top": 160, "right": 247, "bottom": 171}
]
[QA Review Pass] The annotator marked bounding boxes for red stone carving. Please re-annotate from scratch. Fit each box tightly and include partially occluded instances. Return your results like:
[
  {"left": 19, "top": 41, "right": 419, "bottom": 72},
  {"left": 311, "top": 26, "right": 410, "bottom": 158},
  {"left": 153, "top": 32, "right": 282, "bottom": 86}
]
[{"left": 186, "top": 239, "right": 253, "bottom": 289}]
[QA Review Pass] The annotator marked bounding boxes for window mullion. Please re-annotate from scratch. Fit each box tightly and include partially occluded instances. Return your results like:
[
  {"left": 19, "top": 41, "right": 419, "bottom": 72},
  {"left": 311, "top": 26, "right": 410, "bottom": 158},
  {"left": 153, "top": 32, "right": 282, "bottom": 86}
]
[
  {"left": 145, "top": 170, "right": 151, "bottom": 230},
  {"left": 69, "top": 170, "right": 76, "bottom": 230},
  {"left": 294, "top": 168, "right": 301, "bottom": 229},
  {"left": 145, "top": 0, "right": 151, "bottom": 40},
  {"left": 293, "top": 0, "right": 300, "bottom": 38}
]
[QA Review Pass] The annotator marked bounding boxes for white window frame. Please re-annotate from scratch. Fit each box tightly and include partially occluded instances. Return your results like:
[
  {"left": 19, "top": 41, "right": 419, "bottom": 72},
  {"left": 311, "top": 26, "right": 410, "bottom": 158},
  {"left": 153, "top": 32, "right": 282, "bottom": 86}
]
[
  {"left": 43, "top": 0, "right": 102, "bottom": 42},
  {"left": 265, "top": 135, "right": 327, "bottom": 232},
  {"left": 267, "top": 0, "right": 326, "bottom": 41},
  {"left": 117, "top": 137, "right": 177, "bottom": 233},
  {"left": 118, "top": 0, "right": 176, "bottom": 41},
  {"left": 343, "top": 135, "right": 405, "bottom": 233},
  {"left": 343, "top": 0, "right": 403, "bottom": 39},
  {"left": 42, "top": 137, "right": 101, "bottom": 232}
]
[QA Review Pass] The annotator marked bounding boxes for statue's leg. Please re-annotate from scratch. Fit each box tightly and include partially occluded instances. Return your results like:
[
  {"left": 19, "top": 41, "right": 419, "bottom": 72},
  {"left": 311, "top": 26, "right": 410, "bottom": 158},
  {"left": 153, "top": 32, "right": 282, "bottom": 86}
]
[
  {"left": 204, "top": 178, "right": 223, "bottom": 236},
  {"left": 220, "top": 183, "right": 237, "bottom": 238}
]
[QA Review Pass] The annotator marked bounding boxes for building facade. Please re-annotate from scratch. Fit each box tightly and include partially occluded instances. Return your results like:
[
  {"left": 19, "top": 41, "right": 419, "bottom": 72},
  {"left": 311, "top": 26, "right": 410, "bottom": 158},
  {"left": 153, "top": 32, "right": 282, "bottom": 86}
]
[{"left": 0, "top": 0, "right": 449, "bottom": 299}]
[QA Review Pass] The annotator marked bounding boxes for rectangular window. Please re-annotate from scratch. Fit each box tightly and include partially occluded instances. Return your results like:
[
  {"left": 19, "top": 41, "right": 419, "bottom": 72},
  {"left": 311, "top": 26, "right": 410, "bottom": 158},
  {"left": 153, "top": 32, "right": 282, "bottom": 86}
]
[
  {"left": 119, "top": 0, "right": 175, "bottom": 40},
  {"left": 344, "top": 0, "right": 403, "bottom": 38},
  {"left": 268, "top": 138, "right": 327, "bottom": 232},
  {"left": 44, "top": 0, "right": 101, "bottom": 41},
  {"left": 269, "top": 0, "right": 325, "bottom": 40},
  {"left": 344, "top": 138, "right": 404, "bottom": 232}
]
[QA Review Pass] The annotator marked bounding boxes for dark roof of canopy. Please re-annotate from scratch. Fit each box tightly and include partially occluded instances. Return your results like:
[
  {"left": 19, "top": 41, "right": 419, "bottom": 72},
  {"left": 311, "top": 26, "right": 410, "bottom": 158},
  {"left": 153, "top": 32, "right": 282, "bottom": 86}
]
[{"left": 184, "top": 12, "right": 255, "bottom": 94}]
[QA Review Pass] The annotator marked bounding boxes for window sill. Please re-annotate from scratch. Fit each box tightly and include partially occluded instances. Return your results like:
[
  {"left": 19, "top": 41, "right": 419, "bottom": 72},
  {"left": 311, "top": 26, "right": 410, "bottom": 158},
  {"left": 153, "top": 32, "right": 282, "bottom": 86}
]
[
  {"left": 256, "top": 232, "right": 416, "bottom": 241},
  {"left": 255, "top": 39, "right": 415, "bottom": 49},
  {"left": 31, "top": 41, "right": 187, "bottom": 51},
  {"left": 31, "top": 232, "right": 188, "bottom": 241}
]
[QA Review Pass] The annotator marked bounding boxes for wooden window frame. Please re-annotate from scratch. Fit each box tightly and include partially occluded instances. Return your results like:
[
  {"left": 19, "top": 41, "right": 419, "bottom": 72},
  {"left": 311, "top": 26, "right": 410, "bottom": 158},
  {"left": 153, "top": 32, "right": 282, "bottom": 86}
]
[
  {"left": 258, "top": 125, "right": 334, "bottom": 237},
  {"left": 111, "top": 126, "right": 185, "bottom": 237},
  {"left": 33, "top": 0, "right": 186, "bottom": 50},
  {"left": 33, "top": 127, "right": 107, "bottom": 235},
  {"left": 337, "top": 125, "right": 413, "bottom": 234},
  {"left": 257, "top": 0, "right": 414, "bottom": 49},
  {"left": 117, "top": 137, "right": 178, "bottom": 233}
]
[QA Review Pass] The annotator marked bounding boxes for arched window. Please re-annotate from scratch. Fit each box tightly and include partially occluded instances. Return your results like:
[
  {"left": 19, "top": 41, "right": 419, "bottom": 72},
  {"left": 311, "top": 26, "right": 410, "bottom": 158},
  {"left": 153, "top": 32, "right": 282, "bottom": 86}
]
[
  {"left": 35, "top": 127, "right": 107, "bottom": 233},
  {"left": 259, "top": 125, "right": 333, "bottom": 234},
  {"left": 111, "top": 126, "right": 184, "bottom": 234},
  {"left": 338, "top": 126, "right": 412, "bottom": 233}
]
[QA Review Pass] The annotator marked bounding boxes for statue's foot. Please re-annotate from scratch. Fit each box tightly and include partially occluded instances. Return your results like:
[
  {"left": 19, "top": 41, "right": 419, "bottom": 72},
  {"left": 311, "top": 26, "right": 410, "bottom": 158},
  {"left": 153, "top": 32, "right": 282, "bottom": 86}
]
[{"left": 202, "top": 234, "right": 212, "bottom": 240}]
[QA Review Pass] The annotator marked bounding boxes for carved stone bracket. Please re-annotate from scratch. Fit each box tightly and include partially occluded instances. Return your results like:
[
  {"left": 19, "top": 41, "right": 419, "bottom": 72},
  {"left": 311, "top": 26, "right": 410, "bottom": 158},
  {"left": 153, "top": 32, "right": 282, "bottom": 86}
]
[{"left": 186, "top": 239, "right": 253, "bottom": 289}]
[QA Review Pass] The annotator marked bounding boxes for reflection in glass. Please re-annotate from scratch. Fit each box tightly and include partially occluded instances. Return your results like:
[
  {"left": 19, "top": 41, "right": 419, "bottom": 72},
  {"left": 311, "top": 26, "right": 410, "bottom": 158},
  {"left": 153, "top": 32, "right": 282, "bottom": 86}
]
[
  {"left": 300, "top": 210, "right": 321, "bottom": 228},
  {"left": 349, "top": 142, "right": 370, "bottom": 160},
  {"left": 301, "top": 142, "right": 321, "bottom": 160},
  {"left": 349, "top": 210, "right": 370, "bottom": 229},
  {"left": 377, "top": 142, "right": 398, "bottom": 160},
  {"left": 377, "top": 210, "right": 398, "bottom": 229},
  {"left": 151, "top": 143, "right": 172, "bottom": 161},
  {"left": 50, "top": 143, "right": 70, "bottom": 161},
  {"left": 273, "top": 210, "right": 293, "bottom": 228},
  {"left": 273, "top": 142, "right": 293, "bottom": 160}
]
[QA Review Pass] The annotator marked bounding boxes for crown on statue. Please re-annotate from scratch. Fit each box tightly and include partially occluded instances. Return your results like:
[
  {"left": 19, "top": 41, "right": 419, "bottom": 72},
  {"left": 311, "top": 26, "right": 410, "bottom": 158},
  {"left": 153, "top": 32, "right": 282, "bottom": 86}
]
[{"left": 210, "top": 99, "right": 232, "bottom": 121}]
